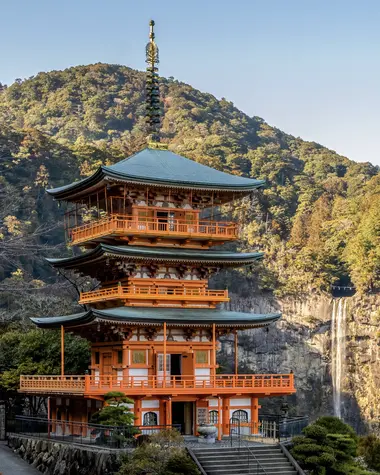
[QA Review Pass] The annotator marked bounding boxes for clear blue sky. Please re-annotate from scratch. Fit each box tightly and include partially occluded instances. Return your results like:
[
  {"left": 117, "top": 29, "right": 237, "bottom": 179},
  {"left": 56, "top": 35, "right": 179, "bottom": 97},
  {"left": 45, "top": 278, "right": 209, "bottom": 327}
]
[{"left": 1, "top": 0, "right": 380, "bottom": 165}]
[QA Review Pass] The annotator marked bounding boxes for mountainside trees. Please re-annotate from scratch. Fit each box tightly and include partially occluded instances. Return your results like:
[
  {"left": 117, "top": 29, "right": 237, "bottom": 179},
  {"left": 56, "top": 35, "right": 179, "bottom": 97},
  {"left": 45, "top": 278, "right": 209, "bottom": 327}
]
[{"left": 0, "top": 63, "right": 378, "bottom": 298}]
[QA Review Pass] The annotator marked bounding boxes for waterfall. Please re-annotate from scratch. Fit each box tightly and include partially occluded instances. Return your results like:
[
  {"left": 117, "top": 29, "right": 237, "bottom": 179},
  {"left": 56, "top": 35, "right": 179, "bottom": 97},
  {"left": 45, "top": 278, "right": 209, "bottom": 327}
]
[{"left": 331, "top": 298, "right": 347, "bottom": 419}]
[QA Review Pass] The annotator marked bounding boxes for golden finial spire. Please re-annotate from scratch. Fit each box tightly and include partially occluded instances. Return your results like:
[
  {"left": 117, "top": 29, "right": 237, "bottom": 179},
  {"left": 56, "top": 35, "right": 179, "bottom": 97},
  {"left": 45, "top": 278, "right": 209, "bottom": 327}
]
[{"left": 145, "top": 20, "right": 162, "bottom": 146}]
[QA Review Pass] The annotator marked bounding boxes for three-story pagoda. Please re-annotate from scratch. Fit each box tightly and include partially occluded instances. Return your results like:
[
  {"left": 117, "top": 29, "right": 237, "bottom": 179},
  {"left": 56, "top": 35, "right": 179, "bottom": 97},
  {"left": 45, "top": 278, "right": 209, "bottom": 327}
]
[{"left": 20, "top": 21, "right": 295, "bottom": 438}]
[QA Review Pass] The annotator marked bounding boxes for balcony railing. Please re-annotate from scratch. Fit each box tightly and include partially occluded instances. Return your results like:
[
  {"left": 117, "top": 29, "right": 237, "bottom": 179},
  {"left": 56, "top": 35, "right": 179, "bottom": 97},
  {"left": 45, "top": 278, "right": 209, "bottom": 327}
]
[
  {"left": 20, "top": 374, "right": 295, "bottom": 396},
  {"left": 79, "top": 284, "right": 229, "bottom": 305},
  {"left": 69, "top": 214, "right": 238, "bottom": 245}
]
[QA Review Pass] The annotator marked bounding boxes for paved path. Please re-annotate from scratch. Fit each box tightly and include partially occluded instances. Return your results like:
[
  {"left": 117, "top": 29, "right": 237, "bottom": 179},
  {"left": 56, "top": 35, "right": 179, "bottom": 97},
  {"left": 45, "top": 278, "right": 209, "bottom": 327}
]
[{"left": 0, "top": 442, "right": 40, "bottom": 475}]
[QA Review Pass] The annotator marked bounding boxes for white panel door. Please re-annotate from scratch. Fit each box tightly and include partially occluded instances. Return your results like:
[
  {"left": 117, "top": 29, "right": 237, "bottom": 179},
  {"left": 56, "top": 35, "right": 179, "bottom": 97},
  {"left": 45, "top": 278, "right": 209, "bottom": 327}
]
[{"left": 157, "top": 354, "right": 171, "bottom": 383}]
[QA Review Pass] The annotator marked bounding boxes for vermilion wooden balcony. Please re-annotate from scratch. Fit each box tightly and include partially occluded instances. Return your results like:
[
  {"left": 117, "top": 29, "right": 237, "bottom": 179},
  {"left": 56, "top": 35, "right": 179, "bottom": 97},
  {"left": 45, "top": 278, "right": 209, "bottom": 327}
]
[
  {"left": 78, "top": 283, "right": 229, "bottom": 307},
  {"left": 19, "top": 374, "right": 295, "bottom": 397},
  {"left": 69, "top": 214, "right": 238, "bottom": 246}
]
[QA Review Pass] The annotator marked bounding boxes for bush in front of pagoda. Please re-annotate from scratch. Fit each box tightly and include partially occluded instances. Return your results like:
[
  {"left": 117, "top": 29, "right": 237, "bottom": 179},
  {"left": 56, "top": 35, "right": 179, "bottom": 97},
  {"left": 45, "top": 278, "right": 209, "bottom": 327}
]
[{"left": 90, "top": 391, "right": 139, "bottom": 447}]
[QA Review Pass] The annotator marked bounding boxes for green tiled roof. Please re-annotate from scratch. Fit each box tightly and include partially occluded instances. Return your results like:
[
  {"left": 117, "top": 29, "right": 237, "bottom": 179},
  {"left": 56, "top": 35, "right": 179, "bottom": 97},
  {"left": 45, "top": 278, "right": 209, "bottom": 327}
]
[
  {"left": 46, "top": 244, "right": 263, "bottom": 269},
  {"left": 31, "top": 307, "right": 281, "bottom": 329},
  {"left": 47, "top": 147, "right": 265, "bottom": 200}
]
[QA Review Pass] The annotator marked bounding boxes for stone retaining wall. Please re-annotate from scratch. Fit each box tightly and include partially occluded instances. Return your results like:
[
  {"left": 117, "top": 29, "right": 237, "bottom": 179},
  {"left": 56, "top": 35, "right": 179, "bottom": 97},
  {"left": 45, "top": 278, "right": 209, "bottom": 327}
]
[{"left": 8, "top": 435, "right": 122, "bottom": 475}]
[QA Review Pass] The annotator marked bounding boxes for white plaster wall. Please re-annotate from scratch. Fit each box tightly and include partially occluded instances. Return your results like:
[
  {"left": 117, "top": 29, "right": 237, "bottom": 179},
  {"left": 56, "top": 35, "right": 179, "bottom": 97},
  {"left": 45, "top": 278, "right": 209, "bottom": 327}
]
[
  {"left": 142, "top": 400, "right": 160, "bottom": 409},
  {"left": 230, "top": 398, "right": 251, "bottom": 407}
]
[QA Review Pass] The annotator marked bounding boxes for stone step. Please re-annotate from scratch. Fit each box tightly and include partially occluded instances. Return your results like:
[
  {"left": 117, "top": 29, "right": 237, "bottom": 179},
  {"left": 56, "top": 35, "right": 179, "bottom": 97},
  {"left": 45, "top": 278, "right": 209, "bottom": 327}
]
[
  {"left": 203, "top": 464, "right": 294, "bottom": 472},
  {"left": 190, "top": 444, "right": 298, "bottom": 475},
  {"left": 201, "top": 459, "right": 292, "bottom": 466},
  {"left": 198, "top": 456, "right": 288, "bottom": 465},
  {"left": 193, "top": 448, "right": 281, "bottom": 455},
  {"left": 194, "top": 451, "right": 284, "bottom": 460},
  {"left": 206, "top": 469, "right": 297, "bottom": 475}
]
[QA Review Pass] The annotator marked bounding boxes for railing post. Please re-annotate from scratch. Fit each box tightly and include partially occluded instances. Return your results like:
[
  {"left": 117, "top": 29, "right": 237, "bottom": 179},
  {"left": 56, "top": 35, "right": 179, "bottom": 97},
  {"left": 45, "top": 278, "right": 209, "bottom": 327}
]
[{"left": 85, "top": 374, "right": 90, "bottom": 393}]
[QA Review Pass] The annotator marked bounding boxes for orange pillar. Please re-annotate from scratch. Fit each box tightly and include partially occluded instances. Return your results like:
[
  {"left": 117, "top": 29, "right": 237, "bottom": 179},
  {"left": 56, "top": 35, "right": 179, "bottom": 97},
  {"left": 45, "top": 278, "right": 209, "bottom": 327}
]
[
  {"left": 251, "top": 397, "right": 261, "bottom": 434},
  {"left": 222, "top": 397, "right": 230, "bottom": 436},
  {"left": 135, "top": 398, "right": 142, "bottom": 426},
  {"left": 163, "top": 322, "right": 167, "bottom": 387},
  {"left": 217, "top": 397, "right": 222, "bottom": 441},
  {"left": 212, "top": 323, "right": 216, "bottom": 378},
  {"left": 61, "top": 326, "right": 65, "bottom": 376},
  {"left": 165, "top": 398, "right": 172, "bottom": 427}
]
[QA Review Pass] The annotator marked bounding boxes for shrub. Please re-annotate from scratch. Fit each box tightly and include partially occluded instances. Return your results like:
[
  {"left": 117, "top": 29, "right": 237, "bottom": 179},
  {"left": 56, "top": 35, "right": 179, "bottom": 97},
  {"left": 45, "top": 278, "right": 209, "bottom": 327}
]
[
  {"left": 166, "top": 452, "right": 201, "bottom": 475},
  {"left": 117, "top": 443, "right": 200, "bottom": 475},
  {"left": 359, "top": 434, "right": 380, "bottom": 472},
  {"left": 290, "top": 417, "right": 374, "bottom": 475},
  {"left": 315, "top": 416, "right": 357, "bottom": 440},
  {"left": 303, "top": 424, "right": 328, "bottom": 443}
]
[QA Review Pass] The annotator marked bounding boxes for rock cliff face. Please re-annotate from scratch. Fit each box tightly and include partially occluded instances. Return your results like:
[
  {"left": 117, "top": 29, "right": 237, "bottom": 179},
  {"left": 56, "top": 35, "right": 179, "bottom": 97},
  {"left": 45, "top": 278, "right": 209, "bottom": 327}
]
[{"left": 220, "top": 292, "right": 380, "bottom": 434}]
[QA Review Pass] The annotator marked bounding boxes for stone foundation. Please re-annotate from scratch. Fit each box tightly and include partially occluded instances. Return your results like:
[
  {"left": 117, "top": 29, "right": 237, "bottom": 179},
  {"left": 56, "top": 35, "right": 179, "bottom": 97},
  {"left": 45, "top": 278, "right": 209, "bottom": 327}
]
[{"left": 8, "top": 435, "right": 121, "bottom": 475}]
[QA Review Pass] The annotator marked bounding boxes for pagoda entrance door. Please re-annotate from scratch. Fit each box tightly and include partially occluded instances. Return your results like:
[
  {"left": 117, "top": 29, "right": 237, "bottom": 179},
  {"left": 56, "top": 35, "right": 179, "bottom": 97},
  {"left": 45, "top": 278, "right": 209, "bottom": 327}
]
[
  {"left": 156, "top": 211, "right": 175, "bottom": 232},
  {"left": 172, "top": 402, "right": 194, "bottom": 435},
  {"left": 102, "top": 352, "right": 113, "bottom": 376},
  {"left": 157, "top": 354, "right": 182, "bottom": 383}
]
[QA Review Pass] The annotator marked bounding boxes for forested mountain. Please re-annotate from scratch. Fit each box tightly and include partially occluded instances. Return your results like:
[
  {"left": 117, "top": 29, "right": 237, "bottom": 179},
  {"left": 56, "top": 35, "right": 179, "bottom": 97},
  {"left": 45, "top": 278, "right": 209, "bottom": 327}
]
[{"left": 0, "top": 63, "right": 379, "bottom": 314}]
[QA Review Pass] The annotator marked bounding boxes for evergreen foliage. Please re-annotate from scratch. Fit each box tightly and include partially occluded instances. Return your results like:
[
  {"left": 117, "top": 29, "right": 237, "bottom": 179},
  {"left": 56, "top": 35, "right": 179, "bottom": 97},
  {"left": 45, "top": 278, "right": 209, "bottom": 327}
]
[
  {"left": 90, "top": 391, "right": 135, "bottom": 426},
  {"left": 0, "top": 328, "right": 90, "bottom": 392},
  {"left": 290, "top": 417, "right": 375, "bottom": 475},
  {"left": 359, "top": 434, "right": 380, "bottom": 472},
  {"left": 117, "top": 430, "right": 199, "bottom": 475}
]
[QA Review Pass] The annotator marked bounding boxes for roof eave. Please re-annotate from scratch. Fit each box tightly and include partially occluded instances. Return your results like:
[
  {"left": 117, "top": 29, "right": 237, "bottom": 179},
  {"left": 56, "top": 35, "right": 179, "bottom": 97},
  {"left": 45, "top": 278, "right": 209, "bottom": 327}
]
[{"left": 47, "top": 168, "right": 266, "bottom": 202}]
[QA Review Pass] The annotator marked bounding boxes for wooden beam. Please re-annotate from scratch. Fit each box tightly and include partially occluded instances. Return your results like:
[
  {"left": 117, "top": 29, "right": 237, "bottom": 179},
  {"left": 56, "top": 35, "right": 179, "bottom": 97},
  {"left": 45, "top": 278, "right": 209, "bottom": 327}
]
[
  {"left": 212, "top": 323, "right": 216, "bottom": 377},
  {"left": 61, "top": 325, "right": 65, "bottom": 376}
]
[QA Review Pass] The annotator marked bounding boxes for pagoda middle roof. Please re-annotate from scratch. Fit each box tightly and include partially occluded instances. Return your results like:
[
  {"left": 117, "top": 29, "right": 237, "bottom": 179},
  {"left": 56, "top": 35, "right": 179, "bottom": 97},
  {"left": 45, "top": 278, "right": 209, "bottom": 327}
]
[
  {"left": 47, "top": 147, "right": 265, "bottom": 200},
  {"left": 30, "top": 307, "right": 281, "bottom": 329},
  {"left": 46, "top": 244, "right": 264, "bottom": 269}
]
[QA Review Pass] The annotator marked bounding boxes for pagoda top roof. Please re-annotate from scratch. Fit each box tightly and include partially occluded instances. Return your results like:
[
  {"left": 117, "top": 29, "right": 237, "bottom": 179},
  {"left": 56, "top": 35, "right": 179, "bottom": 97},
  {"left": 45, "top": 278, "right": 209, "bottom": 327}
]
[
  {"left": 47, "top": 147, "right": 265, "bottom": 200},
  {"left": 30, "top": 307, "right": 281, "bottom": 329},
  {"left": 46, "top": 244, "right": 263, "bottom": 270}
]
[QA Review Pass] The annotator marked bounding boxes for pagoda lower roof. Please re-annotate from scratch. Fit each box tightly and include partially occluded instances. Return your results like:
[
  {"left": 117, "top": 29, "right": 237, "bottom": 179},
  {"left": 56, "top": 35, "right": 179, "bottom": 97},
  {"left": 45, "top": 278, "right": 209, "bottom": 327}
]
[
  {"left": 46, "top": 244, "right": 264, "bottom": 269},
  {"left": 47, "top": 147, "right": 265, "bottom": 201},
  {"left": 30, "top": 307, "right": 281, "bottom": 329}
]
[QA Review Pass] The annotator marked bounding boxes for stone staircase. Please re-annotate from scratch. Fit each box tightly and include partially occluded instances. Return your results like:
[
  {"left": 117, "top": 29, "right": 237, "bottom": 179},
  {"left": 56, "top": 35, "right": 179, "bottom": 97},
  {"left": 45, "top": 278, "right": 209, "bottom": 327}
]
[{"left": 190, "top": 444, "right": 298, "bottom": 475}]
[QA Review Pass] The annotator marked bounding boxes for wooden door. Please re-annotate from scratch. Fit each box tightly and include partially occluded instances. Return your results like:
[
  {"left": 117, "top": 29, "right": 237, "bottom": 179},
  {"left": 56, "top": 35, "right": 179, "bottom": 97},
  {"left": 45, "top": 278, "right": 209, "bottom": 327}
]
[
  {"left": 102, "top": 352, "right": 113, "bottom": 375},
  {"left": 181, "top": 353, "right": 194, "bottom": 381}
]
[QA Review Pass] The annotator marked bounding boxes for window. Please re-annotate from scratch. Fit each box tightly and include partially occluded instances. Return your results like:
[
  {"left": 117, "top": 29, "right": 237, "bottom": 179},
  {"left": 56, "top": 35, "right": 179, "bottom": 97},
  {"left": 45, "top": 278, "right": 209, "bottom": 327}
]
[
  {"left": 232, "top": 410, "right": 248, "bottom": 423},
  {"left": 117, "top": 350, "right": 123, "bottom": 365},
  {"left": 132, "top": 350, "right": 146, "bottom": 364},
  {"left": 143, "top": 411, "right": 158, "bottom": 426},
  {"left": 195, "top": 350, "right": 208, "bottom": 364},
  {"left": 209, "top": 410, "right": 218, "bottom": 424},
  {"left": 94, "top": 352, "right": 100, "bottom": 365}
]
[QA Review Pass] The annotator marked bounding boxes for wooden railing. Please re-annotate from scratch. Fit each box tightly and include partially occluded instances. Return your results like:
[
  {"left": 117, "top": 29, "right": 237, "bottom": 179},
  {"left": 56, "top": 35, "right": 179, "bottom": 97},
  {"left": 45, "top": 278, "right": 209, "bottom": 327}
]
[
  {"left": 79, "top": 284, "right": 229, "bottom": 304},
  {"left": 20, "top": 374, "right": 295, "bottom": 396},
  {"left": 19, "top": 375, "right": 85, "bottom": 393},
  {"left": 69, "top": 214, "right": 238, "bottom": 245}
]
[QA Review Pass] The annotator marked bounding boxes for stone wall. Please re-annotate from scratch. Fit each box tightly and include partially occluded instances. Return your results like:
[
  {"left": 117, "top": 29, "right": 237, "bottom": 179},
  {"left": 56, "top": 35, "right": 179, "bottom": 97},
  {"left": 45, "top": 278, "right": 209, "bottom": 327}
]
[
  {"left": 221, "top": 292, "right": 380, "bottom": 434},
  {"left": 8, "top": 435, "right": 121, "bottom": 475}
]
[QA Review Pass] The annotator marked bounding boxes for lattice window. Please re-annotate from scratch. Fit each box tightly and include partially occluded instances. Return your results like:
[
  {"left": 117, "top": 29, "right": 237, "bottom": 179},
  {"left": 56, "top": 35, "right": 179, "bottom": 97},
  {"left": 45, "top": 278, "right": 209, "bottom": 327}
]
[
  {"left": 195, "top": 350, "right": 208, "bottom": 364},
  {"left": 232, "top": 410, "right": 248, "bottom": 422},
  {"left": 143, "top": 411, "right": 158, "bottom": 426},
  {"left": 132, "top": 350, "right": 146, "bottom": 364},
  {"left": 209, "top": 410, "right": 218, "bottom": 424}
]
